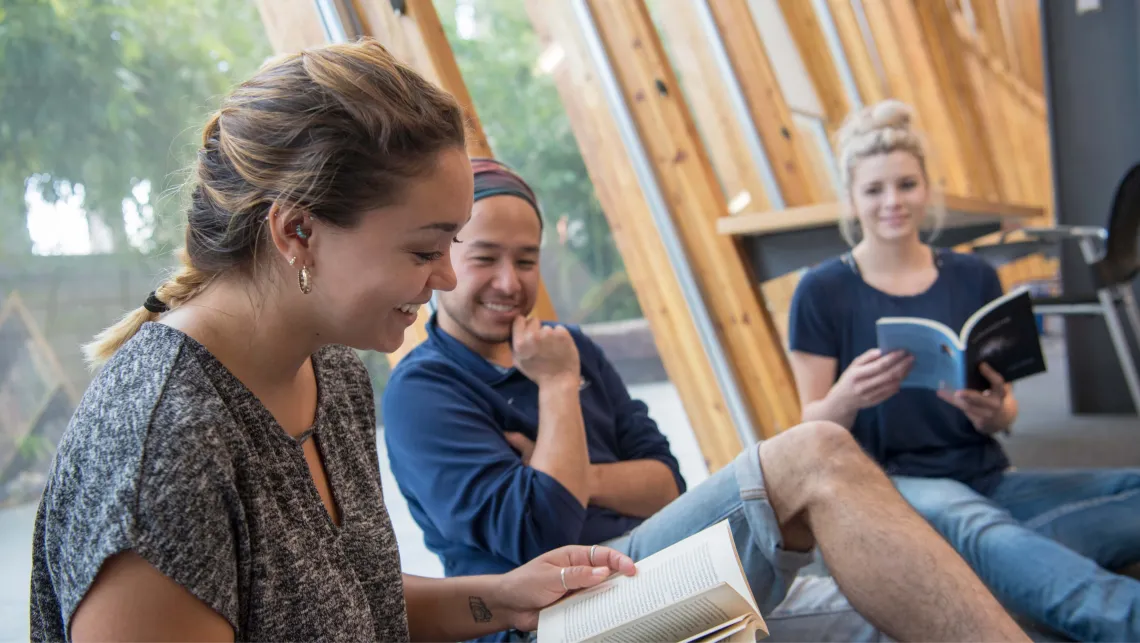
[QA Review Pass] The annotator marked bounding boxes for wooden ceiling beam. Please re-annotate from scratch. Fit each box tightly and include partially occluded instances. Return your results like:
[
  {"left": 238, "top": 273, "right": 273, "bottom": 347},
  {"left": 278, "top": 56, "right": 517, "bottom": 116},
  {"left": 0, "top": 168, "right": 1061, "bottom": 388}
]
[
  {"left": 823, "top": 0, "right": 887, "bottom": 106},
  {"left": 706, "top": 0, "right": 820, "bottom": 207},
  {"left": 652, "top": 0, "right": 773, "bottom": 214},
  {"left": 776, "top": 0, "right": 851, "bottom": 133},
  {"left": 581, "top": 0, "right": 804, "bottom": 437},
  {"left": 526, "top": 0, "right": 746, "bottom": 469}
]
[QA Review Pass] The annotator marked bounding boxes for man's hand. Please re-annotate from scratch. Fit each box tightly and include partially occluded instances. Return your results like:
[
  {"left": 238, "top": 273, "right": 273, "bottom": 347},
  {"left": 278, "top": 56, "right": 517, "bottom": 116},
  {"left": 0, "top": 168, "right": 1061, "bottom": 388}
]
[
  {"left": 504, "top": 432, "right": 536, "bottom": 465},
  {"left": 937, "top": 363, "right": 1012, "bottom": 433},
  {"left": 511, "top": 316, "right": 580, "bottom": 388}
]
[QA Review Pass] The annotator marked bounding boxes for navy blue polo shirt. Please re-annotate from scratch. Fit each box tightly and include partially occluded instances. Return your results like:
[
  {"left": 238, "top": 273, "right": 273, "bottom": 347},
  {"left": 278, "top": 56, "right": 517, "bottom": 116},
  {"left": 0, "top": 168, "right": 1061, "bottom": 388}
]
[
  {"left": 382, "top": 315, "right": 686, "bottom": 579},
  {"left": 788, "top": 249, "right": 1010, "bottom": 493}
]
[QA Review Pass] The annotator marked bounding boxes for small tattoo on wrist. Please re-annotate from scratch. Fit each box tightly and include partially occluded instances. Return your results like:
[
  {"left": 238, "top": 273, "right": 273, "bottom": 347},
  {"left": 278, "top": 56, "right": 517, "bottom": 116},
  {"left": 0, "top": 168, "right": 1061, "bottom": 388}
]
[{"left": 469, "top": 596, "right": 493, "bottom": 623}]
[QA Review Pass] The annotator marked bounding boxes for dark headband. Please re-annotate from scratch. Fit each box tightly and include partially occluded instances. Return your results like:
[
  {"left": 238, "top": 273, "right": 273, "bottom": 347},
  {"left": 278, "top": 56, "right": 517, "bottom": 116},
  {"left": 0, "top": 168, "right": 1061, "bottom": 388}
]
[{"left": 471, "top": 157, "right": 543, "bottom": 230}]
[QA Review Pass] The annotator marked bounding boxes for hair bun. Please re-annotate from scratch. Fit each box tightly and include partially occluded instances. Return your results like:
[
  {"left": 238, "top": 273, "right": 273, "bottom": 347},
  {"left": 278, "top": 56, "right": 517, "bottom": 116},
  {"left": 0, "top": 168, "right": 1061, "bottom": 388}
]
[
  {"left": 837, "top": 99, "right": 915, "bottom": 148},
  {"left": 867, "top": 99, "right": 913, "bottom": 131}
]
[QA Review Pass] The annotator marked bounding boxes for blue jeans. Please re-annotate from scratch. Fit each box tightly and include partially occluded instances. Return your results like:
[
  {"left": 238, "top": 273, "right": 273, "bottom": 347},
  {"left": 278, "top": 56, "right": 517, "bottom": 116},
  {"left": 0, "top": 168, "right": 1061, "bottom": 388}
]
[
  {"left": 601, "top": 446, "right": 884, "bottom": 642},
  {"left": 894, "top": 469, "right": 1140, "bottom": 641}
]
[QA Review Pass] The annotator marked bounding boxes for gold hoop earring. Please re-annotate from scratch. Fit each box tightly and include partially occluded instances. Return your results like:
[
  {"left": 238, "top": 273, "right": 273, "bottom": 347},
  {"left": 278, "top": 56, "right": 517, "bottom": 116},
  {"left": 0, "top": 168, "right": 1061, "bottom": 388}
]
[{"left": 298, "top": 265, "right": 312, "bottom": 294}]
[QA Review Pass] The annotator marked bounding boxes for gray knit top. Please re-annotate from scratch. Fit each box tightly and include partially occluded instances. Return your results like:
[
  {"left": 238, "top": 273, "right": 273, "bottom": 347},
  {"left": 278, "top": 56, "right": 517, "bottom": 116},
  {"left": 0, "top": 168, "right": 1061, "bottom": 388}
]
[{"left": 29, "top": 322, "right": 409, "bottom": 641}]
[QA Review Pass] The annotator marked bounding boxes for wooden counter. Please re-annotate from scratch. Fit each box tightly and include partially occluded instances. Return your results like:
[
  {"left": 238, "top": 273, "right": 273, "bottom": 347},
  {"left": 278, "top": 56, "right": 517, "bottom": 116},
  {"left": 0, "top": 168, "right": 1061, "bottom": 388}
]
[{"left": 718, "top": 195, "right": 1043, "bottom": 282}]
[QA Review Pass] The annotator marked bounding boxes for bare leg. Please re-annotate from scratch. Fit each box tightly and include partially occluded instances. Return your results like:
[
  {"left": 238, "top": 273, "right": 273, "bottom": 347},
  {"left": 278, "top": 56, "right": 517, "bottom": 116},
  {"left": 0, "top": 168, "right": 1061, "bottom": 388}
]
[{"left": 758, "top": 421, "right": 1028, "bottom": 642}]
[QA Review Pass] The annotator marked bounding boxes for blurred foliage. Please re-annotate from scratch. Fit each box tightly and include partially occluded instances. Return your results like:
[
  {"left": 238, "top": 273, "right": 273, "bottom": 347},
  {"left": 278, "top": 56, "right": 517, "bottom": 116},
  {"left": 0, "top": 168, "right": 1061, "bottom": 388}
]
[
  {"left": 435, "top": 0, "right": 641, "bottom": 323},
  {"left": 0, "top": 0, "right": 272, "bottom": 256}
]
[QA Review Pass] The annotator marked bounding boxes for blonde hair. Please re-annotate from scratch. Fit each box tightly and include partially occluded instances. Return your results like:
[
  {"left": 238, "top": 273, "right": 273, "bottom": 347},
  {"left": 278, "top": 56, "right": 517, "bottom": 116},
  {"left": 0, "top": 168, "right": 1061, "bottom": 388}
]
[
  {"left": 835, "top": 99, "right": 943, "bottom": 246},
  {"left": 83, "top": 38, "right": 466, "bottom": 367}
]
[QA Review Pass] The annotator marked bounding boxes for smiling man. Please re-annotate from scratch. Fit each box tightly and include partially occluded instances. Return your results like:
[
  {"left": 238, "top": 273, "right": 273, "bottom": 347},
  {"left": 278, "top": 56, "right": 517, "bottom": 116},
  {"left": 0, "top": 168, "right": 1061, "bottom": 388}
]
[{"left": 381, "top": 158, "right": 1026, "bottom": 643}]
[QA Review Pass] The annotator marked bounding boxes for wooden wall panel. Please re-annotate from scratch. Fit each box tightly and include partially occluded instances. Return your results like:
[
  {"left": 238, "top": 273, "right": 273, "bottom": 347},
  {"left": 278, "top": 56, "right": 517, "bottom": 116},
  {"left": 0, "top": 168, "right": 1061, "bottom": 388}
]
[
  {"left": 707, "top": 0, "right": 821, "bottom": 207},
  {"left": 585, "top": 0, "right": 803, "bottom": 436},
  {"left": 950, "top": 12, "right": 1053, "bottom": 225},
  {"left": 776, "top": 0, "right": 851, "bottom": 132},
  {"left": 1001, "top": 0, "right": 1044, "bottom": 94},
  {"left": 823, "top": 0, "right": 887, "bottom": 106},
  {"left": 653, "top": 0, "right": 773, "bottom": 213},
  {"left": 857, "top": 0, "right": 953, "bottom": 191},
  {"left": 526, "top": 0, "right": 745, "bottom": 470},
  {"left": 967, "top": 0, "right": 1011, "bottom": 71},
  {"left": 911, "top": 0, "right": 1001, "bottom": 202}
]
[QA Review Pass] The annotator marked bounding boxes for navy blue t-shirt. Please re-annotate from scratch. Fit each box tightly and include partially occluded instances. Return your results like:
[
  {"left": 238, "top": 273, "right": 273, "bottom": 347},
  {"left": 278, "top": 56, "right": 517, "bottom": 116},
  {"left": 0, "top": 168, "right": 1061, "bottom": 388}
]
[
  {"left": 382, "top": 316, "right": 686, "bottom": 581},
  {"left": 788, "top": 248, "right": 1010, "bottom": 493}
]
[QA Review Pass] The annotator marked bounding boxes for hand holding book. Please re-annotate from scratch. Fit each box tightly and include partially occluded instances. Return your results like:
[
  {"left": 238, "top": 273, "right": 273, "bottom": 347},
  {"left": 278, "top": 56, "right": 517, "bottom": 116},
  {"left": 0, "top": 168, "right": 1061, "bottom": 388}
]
[
  {"left": 830, "top": 348, "right": 915, "bottom": 413},
  {"left": 497, "top": 545, "right": 637, "bottom": 633},
  {"left": 936, "top": 362, "right": 1013, "bottom": 434},
  {"left": 876, "top": 289, "right": 1047, "bottom": 393},
  {"left": 536, "top": 521, "right": 768, "bottom": 643}
]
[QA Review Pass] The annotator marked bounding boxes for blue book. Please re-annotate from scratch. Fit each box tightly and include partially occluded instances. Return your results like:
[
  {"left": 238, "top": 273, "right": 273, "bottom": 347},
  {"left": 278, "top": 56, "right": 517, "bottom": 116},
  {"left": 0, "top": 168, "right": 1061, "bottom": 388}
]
[{"left": 876, "top": 288, "right": 1048, "bottom": 391}]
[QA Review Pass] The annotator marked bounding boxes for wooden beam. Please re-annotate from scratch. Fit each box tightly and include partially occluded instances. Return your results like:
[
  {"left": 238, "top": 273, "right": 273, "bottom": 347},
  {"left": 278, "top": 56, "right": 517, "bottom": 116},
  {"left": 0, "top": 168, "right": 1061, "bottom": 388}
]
[
  {"left": 349, "top": 0, "right": 557, "bottom": 365},
  {"left": 652, "top": 0, "right": 773, "bottom": 213},
  {"left": 823, "top": 0, "right": 887, "bottom": 105},
  {"left": 526, "top": 0, "right": 745, "bottom": 470},
  {"left": 706, "top": 0, "right": 821, "bottom": 207},
  {"left": 776, "top": 0, "right": 850, "bottom": 132},
  {"left": 585, "top": 0, "right": 804, "bottom": 436}
]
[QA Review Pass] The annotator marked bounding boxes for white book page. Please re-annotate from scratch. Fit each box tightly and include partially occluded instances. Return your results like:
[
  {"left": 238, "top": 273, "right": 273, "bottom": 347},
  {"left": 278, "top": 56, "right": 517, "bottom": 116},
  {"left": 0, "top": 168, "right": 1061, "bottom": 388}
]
[
  {"left": 591, "top": 584, "right": 753, "bottom": 643},
  {"left": 678, "top": 613, "right": 751, "bottom": 643},
  {"left": 537, "top": 521, "right": 753, "bottom": 643}
]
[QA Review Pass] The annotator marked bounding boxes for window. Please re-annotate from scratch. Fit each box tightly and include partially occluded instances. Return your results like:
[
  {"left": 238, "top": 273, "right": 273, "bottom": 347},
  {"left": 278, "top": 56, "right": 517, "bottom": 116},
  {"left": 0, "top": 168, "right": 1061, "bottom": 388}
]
[{"left": 0, "top": 1, "right": 272, "bottom": 634}]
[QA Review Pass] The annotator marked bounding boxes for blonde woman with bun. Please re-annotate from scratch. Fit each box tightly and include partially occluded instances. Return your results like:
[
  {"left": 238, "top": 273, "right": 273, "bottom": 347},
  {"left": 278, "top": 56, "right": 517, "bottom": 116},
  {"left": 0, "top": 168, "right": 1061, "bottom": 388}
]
[{"left": 788, "top": 99, "right": 1140, "bottom": 641}]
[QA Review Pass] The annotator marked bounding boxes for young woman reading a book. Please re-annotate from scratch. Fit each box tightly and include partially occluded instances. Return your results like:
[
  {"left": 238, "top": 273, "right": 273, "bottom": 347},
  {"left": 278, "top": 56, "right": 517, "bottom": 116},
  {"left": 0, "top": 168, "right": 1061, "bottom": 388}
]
[
  {"left": 27, "top": 39, "right": 638, "bottom": 642},
  {"left": 787, "top": 99, "right": 1140, "bottom": 641}
]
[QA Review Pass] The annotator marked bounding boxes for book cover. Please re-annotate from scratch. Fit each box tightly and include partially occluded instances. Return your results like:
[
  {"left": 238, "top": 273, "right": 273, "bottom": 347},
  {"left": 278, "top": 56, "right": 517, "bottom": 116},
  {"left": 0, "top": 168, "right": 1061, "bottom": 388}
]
[{"left": 876, "top": 288, "right": 1047, "bottom": 392}]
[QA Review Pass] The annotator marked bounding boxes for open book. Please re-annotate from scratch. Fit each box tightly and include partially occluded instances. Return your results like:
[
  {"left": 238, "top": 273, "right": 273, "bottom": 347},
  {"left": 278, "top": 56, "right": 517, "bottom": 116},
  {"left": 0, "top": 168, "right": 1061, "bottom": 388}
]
[
  {"left": 876, "top": 287, "right": 1047, "bottom": 392},
  {"left": 536, "top": 521, "right": 766, "bottom": 643}
]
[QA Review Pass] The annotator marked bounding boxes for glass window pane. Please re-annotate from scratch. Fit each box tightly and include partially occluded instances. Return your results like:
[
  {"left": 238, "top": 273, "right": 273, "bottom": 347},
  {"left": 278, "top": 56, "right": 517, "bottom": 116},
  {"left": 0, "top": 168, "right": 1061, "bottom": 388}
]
[
  {"left": 0, "top": 4, "right": 274, "bottom": 632},
  {"left": 434, "top": 0, "right": 642, "bottom": 326}
]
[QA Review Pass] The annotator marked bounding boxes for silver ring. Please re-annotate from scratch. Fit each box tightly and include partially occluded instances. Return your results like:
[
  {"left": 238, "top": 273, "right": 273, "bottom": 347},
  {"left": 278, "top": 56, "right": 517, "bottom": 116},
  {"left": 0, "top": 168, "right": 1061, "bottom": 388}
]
[
  {"left": 560, "top": 567, "right": 568, "bottom": 591},
  {"left": 589, "top": 544, "right": 598, "bottom": 566}
]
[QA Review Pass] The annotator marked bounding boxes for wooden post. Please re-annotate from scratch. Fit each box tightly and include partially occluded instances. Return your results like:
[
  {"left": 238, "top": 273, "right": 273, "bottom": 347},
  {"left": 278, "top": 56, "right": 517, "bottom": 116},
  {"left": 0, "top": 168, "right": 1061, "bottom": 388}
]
[
  {"left": 348, "top": 0, "right": 557, "bottom": 364},
  {"left": 579, "top": 0, "right": 803, "bottom": 437},
  {"left": 706, "top": 0, "right": 820, "bottom": 207}
]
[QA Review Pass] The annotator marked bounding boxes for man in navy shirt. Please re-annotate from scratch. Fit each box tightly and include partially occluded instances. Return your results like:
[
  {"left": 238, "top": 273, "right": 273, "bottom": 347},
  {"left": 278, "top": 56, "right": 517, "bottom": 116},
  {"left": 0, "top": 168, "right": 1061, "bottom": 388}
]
[{"left": 382, "top": 159, "right": 1025, "bottom": 642}]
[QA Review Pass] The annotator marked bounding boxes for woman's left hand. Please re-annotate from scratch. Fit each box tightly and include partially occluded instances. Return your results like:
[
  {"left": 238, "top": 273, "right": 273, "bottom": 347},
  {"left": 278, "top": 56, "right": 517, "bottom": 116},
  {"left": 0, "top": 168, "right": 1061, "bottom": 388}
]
[
  {"left": 938, "top": 363, "right": 1010, "bottom": 433},
  {"left": 495, "top": 545, "right": 636, "bottom": 632}
]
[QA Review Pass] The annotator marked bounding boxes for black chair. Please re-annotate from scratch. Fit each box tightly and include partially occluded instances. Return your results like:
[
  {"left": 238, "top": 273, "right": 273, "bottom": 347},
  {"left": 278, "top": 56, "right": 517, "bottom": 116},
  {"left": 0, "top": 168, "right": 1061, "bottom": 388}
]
[{"left": 973, "top": 163, "right": 1140, "bottom": 413}]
